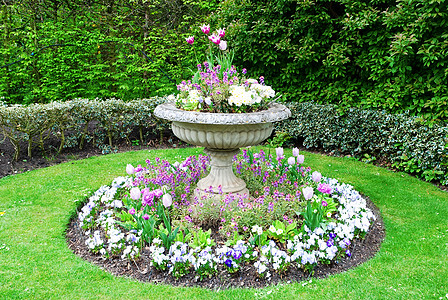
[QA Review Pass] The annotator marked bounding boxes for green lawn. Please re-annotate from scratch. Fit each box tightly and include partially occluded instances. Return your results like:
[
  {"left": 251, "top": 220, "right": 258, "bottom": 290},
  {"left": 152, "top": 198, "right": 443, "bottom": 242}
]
[{"left": 0, "top": 147, "right": 447, "bottom": 299}]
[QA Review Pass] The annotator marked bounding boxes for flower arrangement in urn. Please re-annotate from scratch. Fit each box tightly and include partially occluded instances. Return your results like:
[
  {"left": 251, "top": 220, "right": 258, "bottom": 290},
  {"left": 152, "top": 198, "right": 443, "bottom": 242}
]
[{"left": 175, "top": 24, "right": 278, "bottom": 113}]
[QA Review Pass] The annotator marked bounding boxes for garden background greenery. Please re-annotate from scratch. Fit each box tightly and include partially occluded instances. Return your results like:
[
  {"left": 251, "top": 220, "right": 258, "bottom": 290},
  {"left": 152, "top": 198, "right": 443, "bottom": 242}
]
[{"left": 0, "top": 0, "right": 447, "bottom": 298}]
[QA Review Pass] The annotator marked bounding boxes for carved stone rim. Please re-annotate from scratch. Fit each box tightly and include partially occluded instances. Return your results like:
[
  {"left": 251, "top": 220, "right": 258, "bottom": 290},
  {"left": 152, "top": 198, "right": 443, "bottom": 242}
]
[{"left": 154, "top": 101, "right": 291, "bottom": 125}]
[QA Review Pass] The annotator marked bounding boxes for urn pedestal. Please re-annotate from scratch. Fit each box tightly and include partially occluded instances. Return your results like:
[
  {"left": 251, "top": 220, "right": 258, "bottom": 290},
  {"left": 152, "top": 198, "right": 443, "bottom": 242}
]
[{"left": 154, "top": 102, "right": 291, "bottom": 198}]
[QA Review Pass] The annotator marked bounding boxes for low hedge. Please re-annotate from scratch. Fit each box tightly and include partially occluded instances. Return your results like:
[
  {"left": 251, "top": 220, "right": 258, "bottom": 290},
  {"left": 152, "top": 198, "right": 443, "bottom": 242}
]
[
  {"left": 0, "top": 97, "right": 170, "bottom": 160},
  {"left": 276, "top": 102, "right": 448, "bottom": 184}
]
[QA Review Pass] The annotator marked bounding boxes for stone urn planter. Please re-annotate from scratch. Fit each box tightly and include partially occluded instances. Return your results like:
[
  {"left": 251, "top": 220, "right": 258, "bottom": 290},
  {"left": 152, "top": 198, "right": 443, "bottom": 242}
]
[{"left": 154, "top": 102, "right": 291, "bottom": 197}]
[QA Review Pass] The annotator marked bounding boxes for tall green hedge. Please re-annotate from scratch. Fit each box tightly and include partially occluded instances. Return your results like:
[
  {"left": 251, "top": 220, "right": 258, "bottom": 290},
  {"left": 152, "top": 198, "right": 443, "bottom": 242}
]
[
  {"left": 0, "top": 0, "right": 219, "bottom": 104},
  {"left": 213, "top": 0, "right": 448, "bottom": 123}
]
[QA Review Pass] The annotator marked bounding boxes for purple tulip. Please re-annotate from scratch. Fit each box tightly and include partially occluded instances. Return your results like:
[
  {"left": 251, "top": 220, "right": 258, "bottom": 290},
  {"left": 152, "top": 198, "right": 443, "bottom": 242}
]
[
  {"left": 302, "top": 186, "right": 314, "bottom": 200},
  {"left": 186, "top": 36, "right": 194, "bottom": 45},
  {"left": 297, "top": 155, "right": 305, "bottom": 164},
  {"left": 292, "top": 147, "right": 300, "bottom": 157},
  {"left": 322, "top": 200, "right": 328, "bottom": 207},
  {"left": 128, "top": 208, "right": 136, "bottom": 215},
  {"left": 143, "top": 214, "right": 150, "bottom": 220},
  {"left": 311, "top": 171, "right": 322, "bottom": 183},
  {"left": 200, "top": 24, "right": 210, "bottom": 34},
  {"left": 129, "top": 187, "right": 141, "bottom": 200}
]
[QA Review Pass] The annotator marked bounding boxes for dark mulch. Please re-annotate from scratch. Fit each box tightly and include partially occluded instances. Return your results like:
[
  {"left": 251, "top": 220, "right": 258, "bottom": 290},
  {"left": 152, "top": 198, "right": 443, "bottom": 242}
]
[{"left": 65, "top": 196, "right": 385, "bottom": 289}]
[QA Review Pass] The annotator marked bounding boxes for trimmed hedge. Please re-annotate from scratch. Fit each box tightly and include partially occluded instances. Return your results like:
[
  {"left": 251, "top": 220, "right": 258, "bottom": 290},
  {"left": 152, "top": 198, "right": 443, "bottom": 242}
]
[
  {"left": 276, "top": 102, "right": 448, "bottom": 184},
  {"left": 0, "top": 97, "right": 169, "bottom": 160}
]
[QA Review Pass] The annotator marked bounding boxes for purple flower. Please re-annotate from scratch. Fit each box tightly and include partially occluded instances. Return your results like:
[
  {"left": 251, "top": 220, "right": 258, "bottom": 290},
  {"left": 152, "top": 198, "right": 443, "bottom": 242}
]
[
  {"left": 302, "top": 186, "right": 314, "bottom": 200},
  {"left": 233, "top": 250, "right": 242, "bottom": 260},
  {"left": 329, "top": 232, "right": 336, "bottom": 239},
  {"left": 311, "top": 171, "right": 322, "bottom": 183},
  {"left": 292, "top": 147, "right": 300, "bottom": 157},
  {"left": 242, "top": 68, "right": 247, "bottom": 74},
  {"left": 318, "top": 183, "right": 333, "bottom": 194},
  {"left": 186, "top": 36, "right": 194, "bottom": 45},
  {"left": 346, "top": 249, "right": 351, "bottom": 257},
  {"left": 128, "top": 208, "right": 136, "bottom": 215},
  {"left": 326, "top": 239, "right": 334, "bottom": 247},
  {"left": 322, "top": 200, "right": 328, "bottom": 207},
  {"left": 224, "top": 259, "right": 233, "bottom": 268},
  {"left": 208, "top": 34, "right": 220, "bottom": 45},
  {"left": 143, "top": 214, "right": 150, "bottom": 220},
  {"left": 297, "top": 155, "right": 305, "bottom": 164}
]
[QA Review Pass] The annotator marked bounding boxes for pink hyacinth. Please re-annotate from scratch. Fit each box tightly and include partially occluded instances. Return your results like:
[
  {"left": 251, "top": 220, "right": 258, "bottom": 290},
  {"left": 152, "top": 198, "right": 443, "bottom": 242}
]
[
  {"left": 186, "top": 36, "right": 194, "bottom": 45},
  {"left": 217, "top": 28, "right": 225, "bottom": 37},
  {"left": 317, "top": 183, "right": 333, "bottom": 194},
  {"left": 200, "top": 24, "right": 210, "bottom": 34}
]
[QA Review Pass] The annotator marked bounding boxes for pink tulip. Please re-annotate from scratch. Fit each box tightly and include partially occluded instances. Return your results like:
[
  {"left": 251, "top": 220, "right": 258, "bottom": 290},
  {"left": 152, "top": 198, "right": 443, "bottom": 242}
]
[
  {"left": 217, "top": 28, "right": 225, "bottom": 37},
  {"left": 143, "top": 214, "right": 150, "bottom": 220},
  {"left": 130, "top": 187, "right": 141, "bottom": 200},
  {"left": 200, "top": 24, "right": 210, "bottom": 34},
  {"left": 311, "top": 171, "right": 322, "bottom": 183},
  {"left": 126, "top": 164, "right": 135, "bottom": 175},
  {"left": 287, "top": 156, "right": 295, "bottom": 165},
  {"left": 302, "top": 186, "right": 314, "bottom": 200},
  {"left": 219, "top": 40, "right": 227, "bottom": 51},
  {"left": 292, "top": 147, "right": 300, "bottom": 157},
  {"left": 186, "top": 36, "right": 194, "bottom": 45},
  {"left": 275, "top": 147, "right": 284, "bottom": 160},
  {"left": 208, "top": 34, "right": 220, "bottom": 45},
  {"left": 162, "top": 193, "right": 173, "bottom": 208},
  {"left": 128, "top": 208, "right": 136, "bottom": 215}
]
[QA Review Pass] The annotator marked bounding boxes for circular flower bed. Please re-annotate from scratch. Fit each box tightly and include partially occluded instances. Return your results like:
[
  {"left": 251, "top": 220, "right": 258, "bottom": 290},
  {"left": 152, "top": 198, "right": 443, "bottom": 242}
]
[{"left": 76, "top": 148, "right": 376, "bottom": 282}]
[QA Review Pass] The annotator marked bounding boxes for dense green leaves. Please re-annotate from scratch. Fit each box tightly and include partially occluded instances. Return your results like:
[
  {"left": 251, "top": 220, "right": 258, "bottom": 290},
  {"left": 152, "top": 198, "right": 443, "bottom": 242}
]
[
  {"left": 212, "top": 0, "right": 448, "bottom": 123},
  {"left": 0, "top": 0, "right": 219, "bottom": 104},
  {"left": 276, "top": 102, "right": 448, "bottom": 184}
]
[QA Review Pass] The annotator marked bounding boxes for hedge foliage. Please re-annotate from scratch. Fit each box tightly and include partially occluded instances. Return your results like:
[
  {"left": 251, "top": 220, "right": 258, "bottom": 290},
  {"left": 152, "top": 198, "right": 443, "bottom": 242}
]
[
  {"left": 0, "top": 0, "right": 218, "bottom": 104},
  {"left": 0, "top": 97, "right": 169, "bottom": 160},
  {"left": 276, "top": 102, "right": 448, "bottom": 184},
  {"left": 213, "top": 0, "right": 448, "bottom": 123}
]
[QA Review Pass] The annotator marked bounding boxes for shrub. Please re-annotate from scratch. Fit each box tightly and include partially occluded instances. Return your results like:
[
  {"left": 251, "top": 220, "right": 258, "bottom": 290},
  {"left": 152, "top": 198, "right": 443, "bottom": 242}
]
[
  {"left": 276, "top": 102, "right": 448, "bottom": 184},
  {"left": 212, "top": 0, "right": 448, "bottom": 123},
  {"left": 0, "top": 97, "right": 170, "bottom": 160}
]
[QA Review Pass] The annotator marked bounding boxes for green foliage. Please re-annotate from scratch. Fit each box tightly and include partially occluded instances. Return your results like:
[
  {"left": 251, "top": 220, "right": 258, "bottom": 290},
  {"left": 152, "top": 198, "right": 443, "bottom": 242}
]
[
  {"left": 212, "top": 0, "right": 448, "bottom": 123},
  {"left": 0, "top": 96, "right": 170, "bottom": 160},
  {"left": 0, "top": 0, "right": 219, "bottom": 104},
  {"left": 276, "top": 101, "right": 448, "bottom": 184},
  {"left": 190, "top": 228, "right": 215, "bottom": 249}
]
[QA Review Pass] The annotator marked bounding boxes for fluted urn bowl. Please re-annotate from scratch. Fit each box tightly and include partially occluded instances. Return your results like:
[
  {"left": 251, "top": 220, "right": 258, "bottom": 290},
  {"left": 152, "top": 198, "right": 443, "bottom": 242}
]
[{"left": 154, "top": 102, "right": 291, "bottom": 196}]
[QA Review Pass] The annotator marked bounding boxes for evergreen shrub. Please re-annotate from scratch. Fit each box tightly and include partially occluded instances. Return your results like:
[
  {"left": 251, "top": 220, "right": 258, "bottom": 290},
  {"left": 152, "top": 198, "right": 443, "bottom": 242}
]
[{"left": 276, "top": 102, "right": 448, "bottom": 184}]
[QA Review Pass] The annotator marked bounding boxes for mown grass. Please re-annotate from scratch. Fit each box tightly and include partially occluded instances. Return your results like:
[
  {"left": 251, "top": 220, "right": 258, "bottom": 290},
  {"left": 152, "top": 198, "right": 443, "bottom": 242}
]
[{"left": 0, "top": 147, "right": 447, "bottom": 299}]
